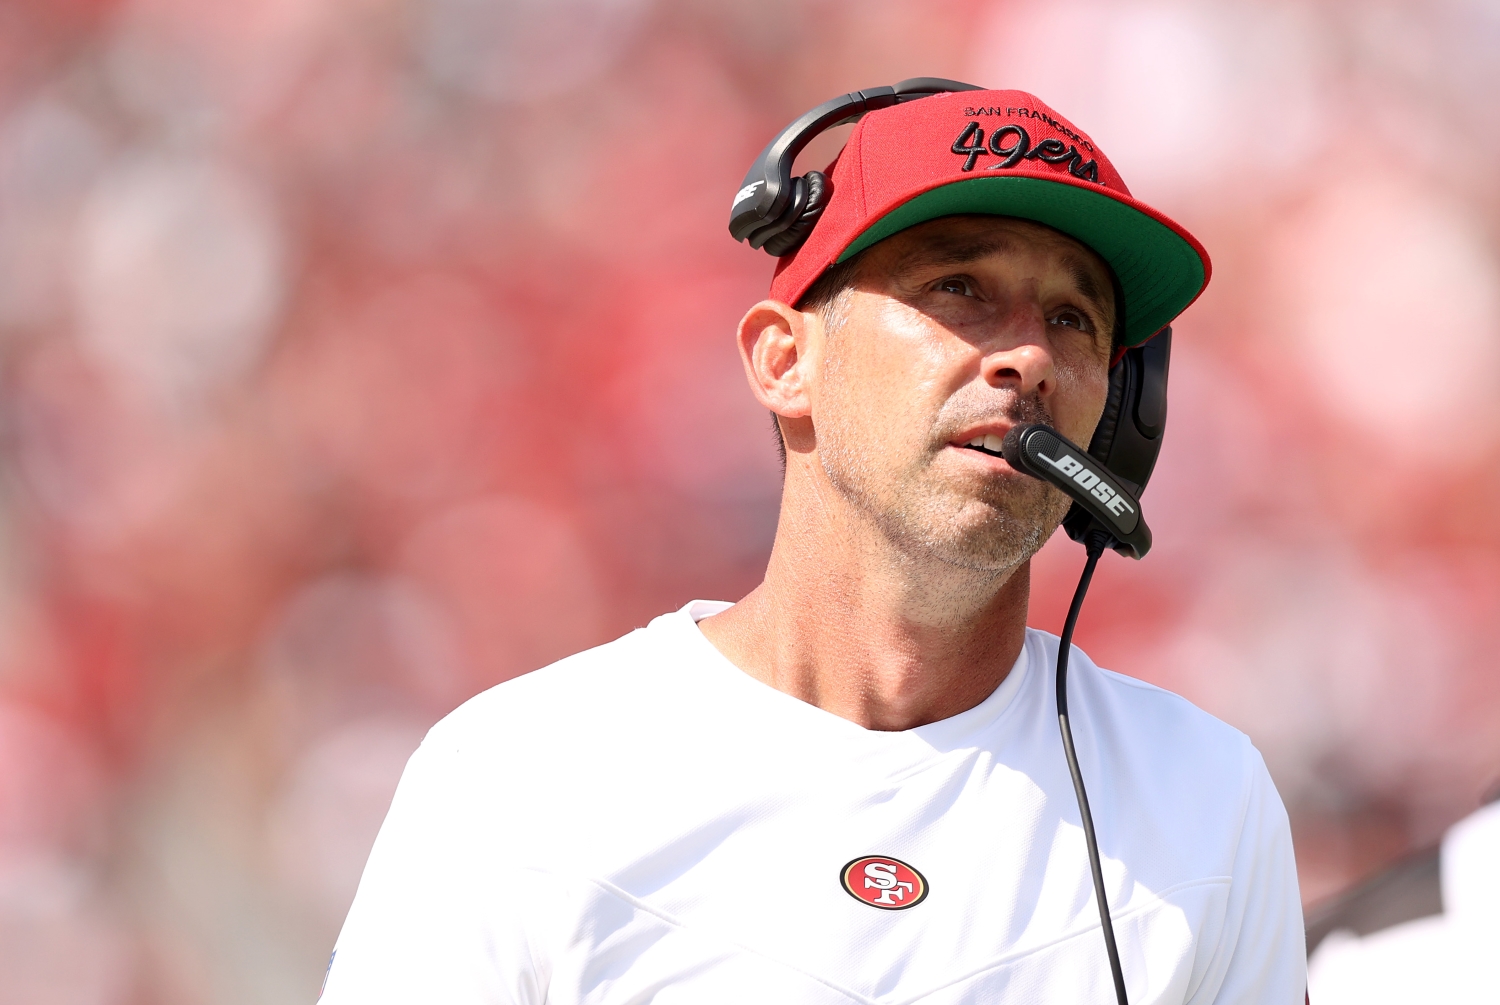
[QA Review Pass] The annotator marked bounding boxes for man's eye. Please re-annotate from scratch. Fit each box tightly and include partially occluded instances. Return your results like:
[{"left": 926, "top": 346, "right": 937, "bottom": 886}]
[
  {"left": 1049, "top": 309, "right": 1092, "bottom": 332},
  {"left": 936, "top": 277, "right": 975, "bottom": 297}
]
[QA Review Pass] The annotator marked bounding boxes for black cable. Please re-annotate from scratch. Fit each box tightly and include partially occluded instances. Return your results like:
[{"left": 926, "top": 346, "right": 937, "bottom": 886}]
[{"left": 1057, "top": 531, "right": 1129, "bottom": 1005}]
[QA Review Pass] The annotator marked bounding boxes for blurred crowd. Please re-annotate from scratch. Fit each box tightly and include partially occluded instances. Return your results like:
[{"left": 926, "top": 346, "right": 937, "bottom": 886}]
[{"left": 0, "top": 0, "right": 1497, "bottom": 1002}]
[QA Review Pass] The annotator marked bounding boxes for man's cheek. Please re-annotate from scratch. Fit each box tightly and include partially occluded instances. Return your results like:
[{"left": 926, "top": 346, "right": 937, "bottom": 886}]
[
  {"left": 1054, "top": 357, "right": 1111, "bottom": 441},
  {"left": 851, "top": 356, "right": 923, "bottom": 430}
]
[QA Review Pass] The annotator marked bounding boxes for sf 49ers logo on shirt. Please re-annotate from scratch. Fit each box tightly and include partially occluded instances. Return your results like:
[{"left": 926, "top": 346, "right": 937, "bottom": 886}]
[{"left": 840, "top": 855, "right": 929, "bottom": 910}]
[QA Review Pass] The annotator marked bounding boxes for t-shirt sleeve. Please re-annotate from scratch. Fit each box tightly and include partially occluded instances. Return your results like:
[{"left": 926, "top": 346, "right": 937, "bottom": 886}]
[
  {"left": 1192, "top": 743, "right": 1307, "bottom": 1005},
  {"left": 318, "top": 730, "right": 548, "bottom": 1005}
]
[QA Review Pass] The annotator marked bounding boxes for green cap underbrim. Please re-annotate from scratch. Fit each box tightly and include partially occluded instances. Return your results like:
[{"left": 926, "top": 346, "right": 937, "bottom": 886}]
[{"left": 837, "top": 176, "right": 1206, "bottom": 347}]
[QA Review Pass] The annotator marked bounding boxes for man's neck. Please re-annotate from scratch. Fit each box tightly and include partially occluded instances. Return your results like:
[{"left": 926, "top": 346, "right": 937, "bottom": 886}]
[{"left": 697, "top": 465, "right": 1032, "bottom": 732}]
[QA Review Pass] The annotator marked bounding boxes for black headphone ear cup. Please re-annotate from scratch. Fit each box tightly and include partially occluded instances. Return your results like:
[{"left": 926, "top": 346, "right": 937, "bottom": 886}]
[
  {"left": 1087, "top": 356, "right": 1130, "bottom": 469},
  {"left": 743, "top": 174, "right": 808, "bottom": 252},
  {"left": 1061, "top": 330, "right": 1170, "bottom": 546},
  {"left": 761, "top": 171, "right": 833, "bottom": 258},
  {"left": 1061, "top": 356, "right": 1130, "bottom": 543}
]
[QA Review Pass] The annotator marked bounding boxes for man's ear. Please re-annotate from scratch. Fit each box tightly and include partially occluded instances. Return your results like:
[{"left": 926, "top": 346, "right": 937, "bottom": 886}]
[{"left": 736, "top": 299, "right": 820, "bottom": 421}]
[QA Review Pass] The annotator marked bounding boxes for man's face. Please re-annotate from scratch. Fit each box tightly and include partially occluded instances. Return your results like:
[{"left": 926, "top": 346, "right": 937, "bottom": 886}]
[{"left": 808, "top": 215, "right": 1116, "bottom": 571}]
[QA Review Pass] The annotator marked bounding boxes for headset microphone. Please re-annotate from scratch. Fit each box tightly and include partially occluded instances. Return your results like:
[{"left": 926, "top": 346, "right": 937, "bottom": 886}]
[
  {"left": 1001, "top": 424, "right": 1151, "bottom": 560},
  {"left": 1002, "top": 419, "right": 1157, "bottom": 1005}
]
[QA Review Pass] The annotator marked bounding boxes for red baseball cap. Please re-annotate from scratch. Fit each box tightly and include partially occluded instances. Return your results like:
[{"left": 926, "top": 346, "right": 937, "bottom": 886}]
[{"left": 769, "top": 89, "right": 1210, "bottom": 347}]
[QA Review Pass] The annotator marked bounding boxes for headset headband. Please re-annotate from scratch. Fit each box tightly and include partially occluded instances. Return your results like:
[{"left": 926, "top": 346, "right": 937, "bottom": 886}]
[{"left": 728, "top": 78, "right": 983, "bottom": 254}]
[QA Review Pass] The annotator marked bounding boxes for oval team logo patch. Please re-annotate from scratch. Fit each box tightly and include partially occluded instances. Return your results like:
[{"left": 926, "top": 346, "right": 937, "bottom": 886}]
[{"left": 841, "top": 855, "right": 929, "bottom": 910}]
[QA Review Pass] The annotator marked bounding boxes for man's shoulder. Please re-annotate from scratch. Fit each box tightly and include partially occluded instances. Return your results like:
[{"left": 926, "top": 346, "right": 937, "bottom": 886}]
[
  {"left": 1023, "top": 627, "right": 1268, "bottom": 831},
  {"left": 1026, "top": 625, "right": 1253, "bottom": 757},
  {"left": 388, "top": 605, "right": 753, "bottom": 860},
  {"left": 431, "top": 616, "right": 670, "bottom": 743},
  {"left": 421, "top": 604, "right": 727, "bottom": 762}
]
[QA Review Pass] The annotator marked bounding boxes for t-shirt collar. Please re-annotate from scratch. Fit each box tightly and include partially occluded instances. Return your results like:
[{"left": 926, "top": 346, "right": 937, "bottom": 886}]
[{"left": 667, "top": 599, "right": 1031, "bottom": 753}]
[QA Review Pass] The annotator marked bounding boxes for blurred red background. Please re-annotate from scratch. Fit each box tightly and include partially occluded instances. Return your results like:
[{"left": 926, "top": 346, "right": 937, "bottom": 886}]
[{"left": 1, "top": 0, "right": 1498, "bottom": 1001}]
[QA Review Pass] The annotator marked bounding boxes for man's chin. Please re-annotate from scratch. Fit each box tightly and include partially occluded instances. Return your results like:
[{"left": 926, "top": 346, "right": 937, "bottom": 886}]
[
  {"left": 827, "top": 466, "right": 1068, "bottom": 570},
  {"left": 951, "top": 494, "right": 1072, "bottom": 566},
  {"left": 927, "top": 527, "right": 1055, "bottom": 573},
  {"left": 885, "top": 505, "right": 1063, "bottom": 574}
]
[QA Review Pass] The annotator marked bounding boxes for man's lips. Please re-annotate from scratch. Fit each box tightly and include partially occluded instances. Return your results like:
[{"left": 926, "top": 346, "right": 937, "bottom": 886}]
[{"left": 949, "top": 425, "right": 1016, "bottom": 460}]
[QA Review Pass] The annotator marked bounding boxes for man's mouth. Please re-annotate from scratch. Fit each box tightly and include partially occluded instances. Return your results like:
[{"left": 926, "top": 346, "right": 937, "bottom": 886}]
[{"left": 959, "top": 433, "right": 1008, "bottom": 458}]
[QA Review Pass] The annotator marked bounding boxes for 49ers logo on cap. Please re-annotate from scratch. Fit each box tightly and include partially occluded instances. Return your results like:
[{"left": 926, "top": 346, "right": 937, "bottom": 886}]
[
  {"left": 950, "top": 121, "right": 1099, "bottom": 182},
  {"left": 840, "top": 855, "right": 929, "bottom": 910}
]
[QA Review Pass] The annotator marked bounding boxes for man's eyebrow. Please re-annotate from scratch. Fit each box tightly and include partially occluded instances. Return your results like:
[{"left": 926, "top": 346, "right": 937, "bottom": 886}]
[{"left": 1063, "top": 255, "right": 1110, "bottom": 315}]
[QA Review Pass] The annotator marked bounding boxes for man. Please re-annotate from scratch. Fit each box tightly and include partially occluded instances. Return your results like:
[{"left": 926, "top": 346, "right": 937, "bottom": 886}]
[{"left": 321, "top": 87, "right": 1306, "bottom": 1003}]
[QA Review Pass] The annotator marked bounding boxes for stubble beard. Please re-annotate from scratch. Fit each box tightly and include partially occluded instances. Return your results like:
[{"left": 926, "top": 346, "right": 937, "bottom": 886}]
[{"left": 818, "top": 393, "right": 1073, "bottom": 575}]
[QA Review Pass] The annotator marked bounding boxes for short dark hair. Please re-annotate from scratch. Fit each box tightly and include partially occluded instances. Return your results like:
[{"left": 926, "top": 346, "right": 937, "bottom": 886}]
[
  {"left": 795, "top": 251, "right": 867, "bottom": 317},
  {"left": 767, "top": 252, "right": 871, "bottom": 468}
]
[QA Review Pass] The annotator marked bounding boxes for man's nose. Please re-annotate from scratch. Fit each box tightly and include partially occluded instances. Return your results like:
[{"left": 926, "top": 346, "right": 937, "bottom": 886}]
[{"left": 979, "top": 321, "right": 1056, "bottom": 398}]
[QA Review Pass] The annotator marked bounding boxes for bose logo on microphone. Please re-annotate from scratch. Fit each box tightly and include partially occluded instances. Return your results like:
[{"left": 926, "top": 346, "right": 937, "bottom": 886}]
[{"left": 1038, "top": 452, "right": 1136, "bottom": 517}]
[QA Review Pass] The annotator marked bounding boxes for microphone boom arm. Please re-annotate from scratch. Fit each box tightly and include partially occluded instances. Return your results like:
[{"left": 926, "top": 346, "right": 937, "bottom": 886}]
[{"left": 1000, "top": 424, "right": 1152, "bottom": 559}]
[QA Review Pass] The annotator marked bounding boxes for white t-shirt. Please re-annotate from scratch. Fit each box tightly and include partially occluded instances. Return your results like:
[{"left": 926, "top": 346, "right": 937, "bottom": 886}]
[{"left": 323, "top": 601, "right": 1305, "bottom": 1005}]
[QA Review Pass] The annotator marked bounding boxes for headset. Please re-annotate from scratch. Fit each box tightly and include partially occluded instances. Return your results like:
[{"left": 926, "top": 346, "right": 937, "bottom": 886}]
[
  {"left": 730, "top": 81, "right": 1177, "bottom": 1005},
  {"left": 730, "top": 78, "right": 983, "bottom": 256}
]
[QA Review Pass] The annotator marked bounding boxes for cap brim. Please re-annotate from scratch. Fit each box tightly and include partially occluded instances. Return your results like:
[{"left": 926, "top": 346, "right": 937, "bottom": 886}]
[{"left": 836, "top": 175, "right": 1208, "bottom": 347}]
